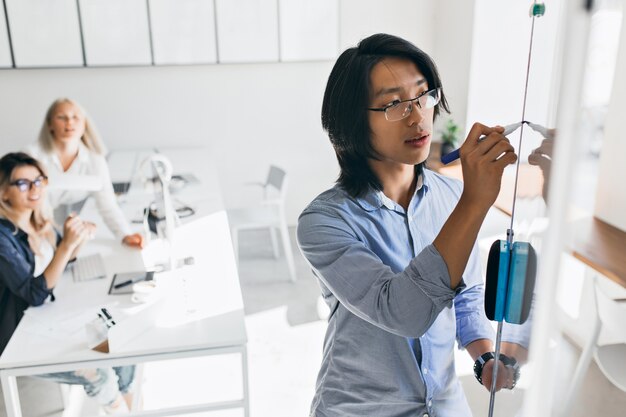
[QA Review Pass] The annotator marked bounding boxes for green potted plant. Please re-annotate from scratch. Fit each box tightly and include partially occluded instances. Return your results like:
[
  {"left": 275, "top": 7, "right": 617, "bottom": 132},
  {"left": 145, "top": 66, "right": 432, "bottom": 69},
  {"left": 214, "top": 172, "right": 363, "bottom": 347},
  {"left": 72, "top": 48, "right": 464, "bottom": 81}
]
[{"left": 440, "top": 119, "right": 460, "bottom": 158}]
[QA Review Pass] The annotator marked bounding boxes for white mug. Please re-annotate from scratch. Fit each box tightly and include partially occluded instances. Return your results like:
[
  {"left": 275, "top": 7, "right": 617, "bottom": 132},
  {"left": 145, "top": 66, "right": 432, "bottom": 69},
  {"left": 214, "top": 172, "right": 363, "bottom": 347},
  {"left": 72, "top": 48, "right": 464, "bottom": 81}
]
[{"left": 131, "top": 281, "right": 158, "bottom": 303}]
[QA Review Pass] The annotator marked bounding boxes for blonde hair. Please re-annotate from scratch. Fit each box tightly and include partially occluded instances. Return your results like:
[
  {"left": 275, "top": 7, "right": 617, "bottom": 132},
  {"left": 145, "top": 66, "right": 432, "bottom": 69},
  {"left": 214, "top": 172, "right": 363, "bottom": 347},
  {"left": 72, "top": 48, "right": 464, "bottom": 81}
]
[
  {"left": 38, "top": 98, "right": 106, "bottom": 155},
  {"left": 0, "top": 152, "right": 56, "bottom": 254}
]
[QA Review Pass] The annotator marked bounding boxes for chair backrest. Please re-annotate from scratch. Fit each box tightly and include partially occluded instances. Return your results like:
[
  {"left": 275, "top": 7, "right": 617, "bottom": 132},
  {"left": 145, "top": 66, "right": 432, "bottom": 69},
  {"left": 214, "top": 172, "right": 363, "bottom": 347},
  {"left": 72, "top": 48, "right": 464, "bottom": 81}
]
[
  {"left": 594, "top": 277, "right": 626, "bottom": 340},
  {"left": 265, "top": 165, "right": 287, "bottom": 199}
]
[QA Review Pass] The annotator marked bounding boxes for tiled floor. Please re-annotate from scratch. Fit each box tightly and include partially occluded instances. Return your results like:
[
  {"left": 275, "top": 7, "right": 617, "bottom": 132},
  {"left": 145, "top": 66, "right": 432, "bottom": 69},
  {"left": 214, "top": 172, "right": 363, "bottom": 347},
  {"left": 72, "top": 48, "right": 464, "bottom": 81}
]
[{"left": 2, "top": 209, "right": 625, "bottom": 416}]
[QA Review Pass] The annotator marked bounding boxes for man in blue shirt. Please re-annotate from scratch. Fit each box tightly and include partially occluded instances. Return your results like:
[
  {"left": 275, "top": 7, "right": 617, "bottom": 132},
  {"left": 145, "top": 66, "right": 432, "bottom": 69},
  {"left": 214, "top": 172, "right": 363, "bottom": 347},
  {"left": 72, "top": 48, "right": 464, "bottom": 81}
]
[{"left": 297, "top": 34, "right": 526, "bottom": 417}]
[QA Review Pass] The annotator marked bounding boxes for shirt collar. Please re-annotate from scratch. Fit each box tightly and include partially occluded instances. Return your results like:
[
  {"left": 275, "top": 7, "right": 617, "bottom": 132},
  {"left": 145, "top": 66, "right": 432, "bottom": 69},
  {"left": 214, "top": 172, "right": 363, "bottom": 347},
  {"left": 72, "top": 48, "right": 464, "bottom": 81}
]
[
  {"left": 354, "top": 171, "right": 430, "bottom": 212},
  {"left": 75, "top": 141, "right": 90, "bottom": 163},
  {"left": 50, "top": 141, "right": 90, "bottom": 170},
  {"left": 0, "top": 218, "right": 26, "bottom": 239}
]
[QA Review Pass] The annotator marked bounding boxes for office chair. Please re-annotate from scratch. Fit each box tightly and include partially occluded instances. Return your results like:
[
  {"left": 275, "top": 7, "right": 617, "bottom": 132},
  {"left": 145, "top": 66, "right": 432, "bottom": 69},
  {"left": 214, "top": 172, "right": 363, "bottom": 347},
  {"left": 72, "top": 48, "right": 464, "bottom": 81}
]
[
  {"left": 227, "top": 165, "right": 296, "bottom": 282},
  {"left": 559, "top": 275, "right": 626, "bottom": 416}
]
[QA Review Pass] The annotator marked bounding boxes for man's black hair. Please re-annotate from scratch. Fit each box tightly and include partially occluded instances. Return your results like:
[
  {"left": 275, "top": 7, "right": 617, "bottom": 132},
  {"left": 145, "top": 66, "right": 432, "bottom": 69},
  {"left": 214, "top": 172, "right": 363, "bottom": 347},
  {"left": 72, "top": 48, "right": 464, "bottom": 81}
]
[{"left": 321, "top": 33, "right": 450, "bottom": 197}]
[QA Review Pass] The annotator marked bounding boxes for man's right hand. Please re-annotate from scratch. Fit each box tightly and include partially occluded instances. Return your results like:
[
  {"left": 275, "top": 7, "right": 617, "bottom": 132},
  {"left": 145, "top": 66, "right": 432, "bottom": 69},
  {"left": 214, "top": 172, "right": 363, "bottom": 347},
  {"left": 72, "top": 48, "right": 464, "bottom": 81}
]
[{"left": 458, "top": 123, "right": 518, "bottom": 211}]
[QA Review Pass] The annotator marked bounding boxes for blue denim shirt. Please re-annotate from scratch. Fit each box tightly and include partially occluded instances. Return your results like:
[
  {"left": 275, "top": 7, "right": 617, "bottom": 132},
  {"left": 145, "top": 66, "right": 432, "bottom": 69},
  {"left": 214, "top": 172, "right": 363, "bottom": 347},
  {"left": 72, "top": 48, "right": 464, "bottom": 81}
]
[
  {"left": 0, "top": 218, "right": 56, "bottom": 355},
  {"left": 297, "top": 169, "right": 494, "bottom": 417}
]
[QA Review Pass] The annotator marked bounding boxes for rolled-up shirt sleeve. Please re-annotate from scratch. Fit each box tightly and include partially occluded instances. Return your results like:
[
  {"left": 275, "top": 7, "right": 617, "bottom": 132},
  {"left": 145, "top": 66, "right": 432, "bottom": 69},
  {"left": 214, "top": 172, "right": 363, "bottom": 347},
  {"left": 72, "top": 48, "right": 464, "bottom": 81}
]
[
  {"left": 0, "top": 241, "right": 51, "bottom": 307},
  {"left": 454, "top": 282, "right": 495, "bottom": 347},
  {"left": 297, "top": 208, "right": 464, "bottom": 339},
  {"left": 453, "top": 241, "right": 495, "bottom": 347}
]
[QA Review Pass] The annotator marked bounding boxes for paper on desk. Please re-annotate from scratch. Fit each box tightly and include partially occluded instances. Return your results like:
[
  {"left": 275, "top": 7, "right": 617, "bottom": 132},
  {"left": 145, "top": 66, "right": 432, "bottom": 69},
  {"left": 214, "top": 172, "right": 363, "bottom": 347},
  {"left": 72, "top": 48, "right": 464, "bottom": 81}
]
[
  {"left": 154, "top": 265, "right": 239, "bottom": 328},
  {"left": 24, "top": 302, "right": 118, "bottom": 341}
]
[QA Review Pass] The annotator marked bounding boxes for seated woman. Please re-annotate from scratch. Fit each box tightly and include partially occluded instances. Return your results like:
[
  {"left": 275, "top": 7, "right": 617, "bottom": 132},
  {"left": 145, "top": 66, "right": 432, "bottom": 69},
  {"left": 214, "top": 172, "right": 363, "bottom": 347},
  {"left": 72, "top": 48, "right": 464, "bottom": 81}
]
[
  {"left": 27, "top": 98, "right": 143, "bottom": 248},
  {"left": 0, "top": 152, "right": 134, "bottom": 414}
]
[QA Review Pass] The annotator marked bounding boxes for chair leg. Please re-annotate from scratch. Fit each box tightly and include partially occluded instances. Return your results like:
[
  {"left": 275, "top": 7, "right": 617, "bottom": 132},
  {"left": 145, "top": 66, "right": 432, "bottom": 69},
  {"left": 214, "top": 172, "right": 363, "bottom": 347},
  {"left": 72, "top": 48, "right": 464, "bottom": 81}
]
[
  {"left": 231, "top": 228, "right": 240, "bottom": 264},
  {"left": 130, "top": 363, "right": 145, "bottom": 411},
  {"left": 279, "top": 221, "right": 297, "bottom": 282},
  {"left": 558, "top": 315, "right": 602, "bottom": 417},
  {"left": 269, "top": 227, "right": 280, "bottom": 259},
  {"left": 60, "top": 383, "right": 70, "bottom": 408},
  {"left": 60, "top": 384, "right": 86, "bottom": 417}
]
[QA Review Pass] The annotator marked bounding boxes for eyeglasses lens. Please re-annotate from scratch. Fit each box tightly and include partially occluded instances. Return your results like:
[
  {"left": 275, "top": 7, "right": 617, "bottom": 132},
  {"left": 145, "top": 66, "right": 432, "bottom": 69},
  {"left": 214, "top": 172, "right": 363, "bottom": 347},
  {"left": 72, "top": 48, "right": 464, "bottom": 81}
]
[
  {"left": 13, "top": 176, "right": 47, "bottom": 192},
  {"left": 385, "top": 89, "right": 441, "bottom": 122}
]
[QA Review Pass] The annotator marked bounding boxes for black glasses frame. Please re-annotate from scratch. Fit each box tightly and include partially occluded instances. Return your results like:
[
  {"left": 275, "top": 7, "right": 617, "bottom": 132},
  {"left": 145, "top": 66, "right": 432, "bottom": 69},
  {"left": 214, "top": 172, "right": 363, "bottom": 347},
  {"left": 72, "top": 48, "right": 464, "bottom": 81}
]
[
  {"left": 368, "top": 87, "right": 441, "bottom": 120},
  {"left": 10, "top": 175, "right": 49, "bottom": 192}
]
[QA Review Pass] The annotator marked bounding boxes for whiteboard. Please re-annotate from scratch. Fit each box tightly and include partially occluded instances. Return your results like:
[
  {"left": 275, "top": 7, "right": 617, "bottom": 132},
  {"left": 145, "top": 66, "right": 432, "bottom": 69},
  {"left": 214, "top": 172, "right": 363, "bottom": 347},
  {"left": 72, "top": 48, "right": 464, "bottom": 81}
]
[
  {"left": 0, "top": 4, "right": 11, "bottom": 67},
  {"left": 79, "top": 0, "right": 152, "bottom": 66},
  {"left": 215, "top": 0, "right": 279, "bottom": 63},
  {"left": 5, "top": 0, "right": 83, "bottom": 67},
  {"left": 279, "top": 0, "right": 338, "bottom": 61},
  {"left": 148, "top": 0, "right": 217, "bottom": 65}
]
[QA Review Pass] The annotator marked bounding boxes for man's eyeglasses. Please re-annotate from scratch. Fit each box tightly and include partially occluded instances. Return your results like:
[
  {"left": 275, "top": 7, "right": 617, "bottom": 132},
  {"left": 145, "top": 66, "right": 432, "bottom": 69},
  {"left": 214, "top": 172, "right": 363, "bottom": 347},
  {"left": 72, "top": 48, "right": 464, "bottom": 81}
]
[
  {"left": 368, "top": 87, "right": 441, "bottom": 122},
  {"left": 10, "top": 176, "right": 49, "bottom": 192}
]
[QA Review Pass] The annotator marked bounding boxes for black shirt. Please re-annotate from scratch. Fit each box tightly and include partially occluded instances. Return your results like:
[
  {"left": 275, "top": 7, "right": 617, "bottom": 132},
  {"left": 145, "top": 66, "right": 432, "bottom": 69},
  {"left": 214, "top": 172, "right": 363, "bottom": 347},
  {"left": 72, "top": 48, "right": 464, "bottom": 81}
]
[{"left": 0, "top": 218, "right": 56, "bottom": 355}]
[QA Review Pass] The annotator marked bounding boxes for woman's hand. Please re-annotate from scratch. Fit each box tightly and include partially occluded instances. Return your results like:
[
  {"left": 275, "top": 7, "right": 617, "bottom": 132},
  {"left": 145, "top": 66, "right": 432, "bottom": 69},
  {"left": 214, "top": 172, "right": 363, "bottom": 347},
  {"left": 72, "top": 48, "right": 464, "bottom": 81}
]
[
  {"left": 61, "top": 214, "right": 90, "bottom": 250},
  {"left": 45, "top": 214, "right": 92, "bottom": 287},
  {"left": 84, "top": 221, "right": 97, "bottom": 240},
  {"left": 459, "top": 123, "right": 518, "bottom": 212},
  {"left": 122, "top": 233, "right": 145, "bottom": 249}
]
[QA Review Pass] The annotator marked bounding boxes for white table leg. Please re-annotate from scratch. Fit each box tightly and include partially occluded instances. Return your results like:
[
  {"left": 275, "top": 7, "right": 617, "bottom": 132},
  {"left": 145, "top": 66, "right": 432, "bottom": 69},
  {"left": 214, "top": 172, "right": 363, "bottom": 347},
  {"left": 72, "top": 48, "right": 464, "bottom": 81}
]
[
  {"left": 241, "top": 345, "right": 250, "bottom": 417},
  {"left": 1, "top": 373, "right": 22, "bottom": 417}
]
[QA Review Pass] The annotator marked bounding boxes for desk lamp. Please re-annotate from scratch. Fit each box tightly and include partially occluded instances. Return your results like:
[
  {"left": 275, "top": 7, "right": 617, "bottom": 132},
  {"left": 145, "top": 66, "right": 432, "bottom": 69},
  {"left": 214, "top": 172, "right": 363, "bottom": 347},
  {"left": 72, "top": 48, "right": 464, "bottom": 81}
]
[{"left": 140, "top": 154, "right": 180, "bottom": 270}]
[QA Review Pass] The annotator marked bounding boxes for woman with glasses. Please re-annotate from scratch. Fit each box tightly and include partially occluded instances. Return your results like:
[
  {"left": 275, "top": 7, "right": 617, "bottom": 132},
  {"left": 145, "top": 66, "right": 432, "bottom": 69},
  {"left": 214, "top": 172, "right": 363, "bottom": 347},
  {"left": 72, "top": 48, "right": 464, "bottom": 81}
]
[
  {"left": 297, "top": 34, "right": 525, "bottom": 417},
  {"left": 0, "top": 152, "right": 135, "bottom": 414},
  {"left": 26, "top": 98, "right": 144, "bottom": 248}
]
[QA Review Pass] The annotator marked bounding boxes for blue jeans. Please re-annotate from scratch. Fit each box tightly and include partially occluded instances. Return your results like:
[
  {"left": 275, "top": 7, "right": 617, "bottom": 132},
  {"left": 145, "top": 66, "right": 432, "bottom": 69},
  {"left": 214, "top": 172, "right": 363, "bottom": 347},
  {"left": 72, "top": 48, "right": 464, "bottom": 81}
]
[{"left": 36, "top": 366, "right": 135, "bottom": 406}]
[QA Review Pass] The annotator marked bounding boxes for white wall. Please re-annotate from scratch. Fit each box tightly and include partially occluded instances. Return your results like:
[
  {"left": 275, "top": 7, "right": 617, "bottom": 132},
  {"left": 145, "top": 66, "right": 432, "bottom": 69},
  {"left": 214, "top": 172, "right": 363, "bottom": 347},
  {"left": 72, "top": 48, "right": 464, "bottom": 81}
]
[
  {"left": 339, "top": 0, "right": 433, "bottom": 50},
  {"left": 0, "top": 62, "right": 335, "bottom": 224},
  {"left": 0, "top": 0, "right": 467, "bottom": 225},
  {"left": 431, "top": 0, "right": 475, "bottom": 132},
  {"left": 465, "top": 0, "right": 563, "bottom": 160},
  {"left": 595, "top": 6, "right": 626, "bottom": 231}
]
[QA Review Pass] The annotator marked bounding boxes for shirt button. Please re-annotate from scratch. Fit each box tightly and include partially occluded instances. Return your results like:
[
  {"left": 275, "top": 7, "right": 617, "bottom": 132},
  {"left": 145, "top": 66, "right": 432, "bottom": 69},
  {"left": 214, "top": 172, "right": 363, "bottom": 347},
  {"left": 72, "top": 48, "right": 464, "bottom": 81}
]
[
  {"left": 423, "top": 368, "right": 428, "bottom": 375},
  {"left": 428, "top": 400, "right": 433, "bottom": 407},
  {"left": 423, "top": 414, "right": 429, "bottom": 417}
]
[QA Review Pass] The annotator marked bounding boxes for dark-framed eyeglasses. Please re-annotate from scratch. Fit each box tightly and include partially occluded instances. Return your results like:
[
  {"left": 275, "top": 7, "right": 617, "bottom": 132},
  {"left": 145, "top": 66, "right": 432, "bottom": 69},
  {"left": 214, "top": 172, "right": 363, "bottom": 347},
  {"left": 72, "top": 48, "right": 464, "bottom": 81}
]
[
  {"left": 368, "top": 87, "right": 442, "bottom": 122},
  {"left": 10, "top": 176, "right": 49, "bottom": 192}
]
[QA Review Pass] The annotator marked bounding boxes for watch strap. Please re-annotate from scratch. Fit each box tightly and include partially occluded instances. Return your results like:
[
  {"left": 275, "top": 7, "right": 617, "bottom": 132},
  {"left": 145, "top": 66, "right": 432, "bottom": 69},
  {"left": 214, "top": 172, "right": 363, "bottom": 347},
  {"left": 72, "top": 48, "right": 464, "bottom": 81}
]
[{"left": 473, "top": 352, "right": 495, "bottom": 385}]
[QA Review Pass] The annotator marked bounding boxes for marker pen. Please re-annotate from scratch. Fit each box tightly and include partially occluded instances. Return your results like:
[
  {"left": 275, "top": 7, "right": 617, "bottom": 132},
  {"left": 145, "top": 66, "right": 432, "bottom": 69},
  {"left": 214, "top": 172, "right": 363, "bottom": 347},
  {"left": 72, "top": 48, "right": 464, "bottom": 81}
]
[{"left": 441, "top": 122, "right": 524, "bottom": 165}]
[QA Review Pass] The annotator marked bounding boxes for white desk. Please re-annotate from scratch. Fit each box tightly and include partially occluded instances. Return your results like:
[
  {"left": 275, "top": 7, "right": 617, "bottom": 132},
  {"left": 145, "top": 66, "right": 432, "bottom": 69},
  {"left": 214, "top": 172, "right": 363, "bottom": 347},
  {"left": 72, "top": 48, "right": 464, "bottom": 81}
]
[{"left": 0, "top": 148, "right": 249, "bottom": 417}]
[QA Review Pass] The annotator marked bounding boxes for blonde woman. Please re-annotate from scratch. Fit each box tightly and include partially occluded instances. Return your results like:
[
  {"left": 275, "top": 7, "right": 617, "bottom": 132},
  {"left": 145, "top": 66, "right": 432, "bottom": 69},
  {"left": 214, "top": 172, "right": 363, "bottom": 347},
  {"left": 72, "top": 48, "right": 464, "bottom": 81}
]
[
  {"left": 0, "top": 152, "right": 135, "bottom": 414},
  {"left": 27, "top": 98, "right": 143, "bottom": 248}
]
